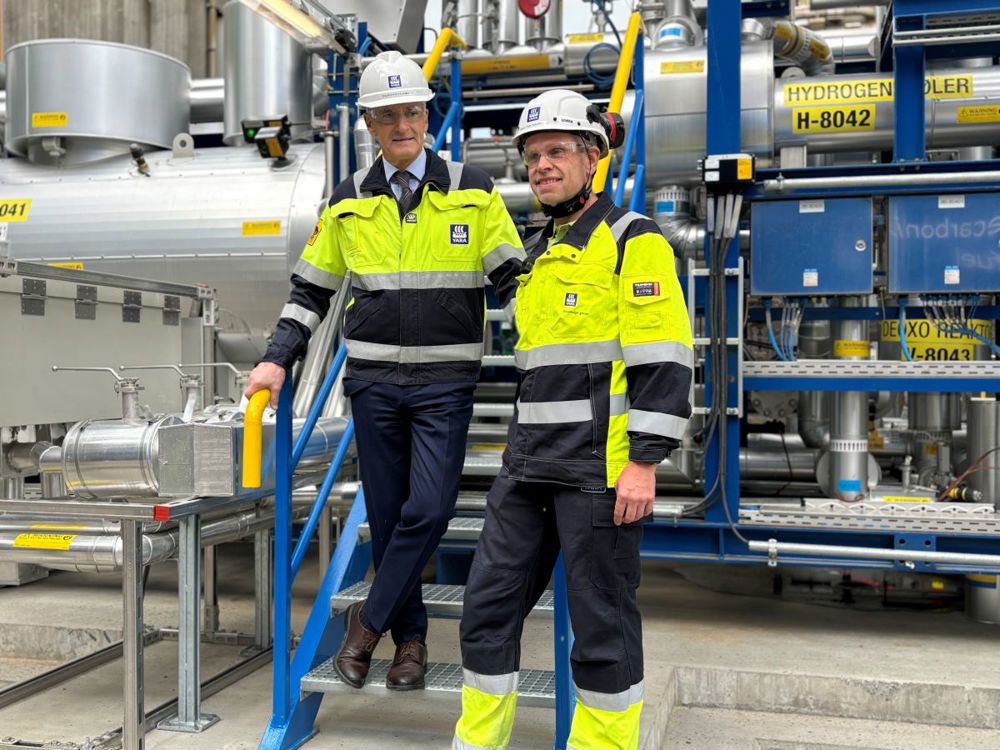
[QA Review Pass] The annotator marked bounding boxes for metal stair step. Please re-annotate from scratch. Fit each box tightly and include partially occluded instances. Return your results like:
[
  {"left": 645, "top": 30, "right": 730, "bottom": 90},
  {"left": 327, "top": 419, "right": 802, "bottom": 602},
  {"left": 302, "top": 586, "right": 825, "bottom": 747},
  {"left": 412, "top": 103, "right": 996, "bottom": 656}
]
[
  {"left": 358, "top": 516, "right": 484, "bottom": 542},
  {"left": 332, "top": 582, "right": 554, "bottom": 619},
  {"left": 301, "top": 658, "right": 556, "bottom": 708}
]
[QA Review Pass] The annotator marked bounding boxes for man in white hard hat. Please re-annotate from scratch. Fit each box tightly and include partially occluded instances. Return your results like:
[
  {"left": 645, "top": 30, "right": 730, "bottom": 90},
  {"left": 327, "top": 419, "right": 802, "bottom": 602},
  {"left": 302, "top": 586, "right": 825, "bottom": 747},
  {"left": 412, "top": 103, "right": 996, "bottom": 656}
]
[
  {"left": 452, "top": 90, "right": 693, "bottom": 749},
  {"left": 246, "top": 50, "right": 524, "bottom": 692}
]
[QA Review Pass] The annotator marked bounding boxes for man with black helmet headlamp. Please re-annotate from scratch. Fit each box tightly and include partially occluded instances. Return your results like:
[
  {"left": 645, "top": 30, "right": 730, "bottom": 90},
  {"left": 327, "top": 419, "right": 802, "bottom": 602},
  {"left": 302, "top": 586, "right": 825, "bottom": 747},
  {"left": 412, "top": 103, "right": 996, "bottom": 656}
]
[{"left": 452, "top": 90, "right": 693, "bottom": 750}]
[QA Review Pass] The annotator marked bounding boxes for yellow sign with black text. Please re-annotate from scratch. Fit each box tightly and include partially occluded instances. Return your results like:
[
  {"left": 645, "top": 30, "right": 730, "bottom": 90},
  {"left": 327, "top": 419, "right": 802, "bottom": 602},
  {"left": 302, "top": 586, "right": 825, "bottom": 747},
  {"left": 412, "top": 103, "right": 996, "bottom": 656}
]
[
  {"left": 32, "top": 111, "right": 68, "bottom": 128},
  {"left": 13, "top": 533, "right": 77, "bottom": 550},
  {"left": 0, "top": 199, "right": 31, "bottom": 222},
  {"left": 784, "top": 75, "right": 973, "bottom": 106},
  {"left": 792, "top": 105, "right": 877, "bottom": 134}
]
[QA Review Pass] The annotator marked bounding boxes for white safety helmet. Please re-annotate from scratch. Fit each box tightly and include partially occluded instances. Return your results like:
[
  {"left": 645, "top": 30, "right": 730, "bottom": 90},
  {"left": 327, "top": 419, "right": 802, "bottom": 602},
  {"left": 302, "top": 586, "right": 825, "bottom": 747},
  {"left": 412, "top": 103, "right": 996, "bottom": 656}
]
[
  {"left": 512, "top": 90, "right": 610, "bottom": 158},
  {"left": 358, "top": 51, "right": 434, "bottom": 110}
]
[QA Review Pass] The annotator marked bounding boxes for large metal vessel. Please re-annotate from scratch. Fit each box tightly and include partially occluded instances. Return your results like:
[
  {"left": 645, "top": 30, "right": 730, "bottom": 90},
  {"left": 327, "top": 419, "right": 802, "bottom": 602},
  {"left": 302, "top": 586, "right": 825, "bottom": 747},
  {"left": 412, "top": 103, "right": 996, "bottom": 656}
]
[
  {"left": 2, "top": 144, "right": 326, "bottom": 333},
  {"left": 4, "top": 39, "right": 190, "bottom": 165},
  {"left": 222, "top": 1, "right": 313, "bottom": 146}
]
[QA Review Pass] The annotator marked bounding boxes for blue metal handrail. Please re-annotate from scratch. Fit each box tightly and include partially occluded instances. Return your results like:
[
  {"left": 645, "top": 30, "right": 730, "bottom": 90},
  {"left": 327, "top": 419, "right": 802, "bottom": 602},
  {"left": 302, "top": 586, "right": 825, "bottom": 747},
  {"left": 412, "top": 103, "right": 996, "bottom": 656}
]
[
  {"left": 431, "top": 54, "right": 463, "bottom": 160},
  {"left": 611, "top": 21, "right": 646, "bottom": 213}
]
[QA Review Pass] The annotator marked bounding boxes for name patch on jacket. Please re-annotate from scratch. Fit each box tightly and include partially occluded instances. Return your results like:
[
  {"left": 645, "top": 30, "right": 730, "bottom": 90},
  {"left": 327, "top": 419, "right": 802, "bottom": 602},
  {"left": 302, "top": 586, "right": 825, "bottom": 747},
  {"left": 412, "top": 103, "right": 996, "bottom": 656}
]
[
  {"left": 564, "top": 292, "right": 578, "bottom": 307},
  {"left": 450, "top": 224, "right": 469, "bottom": 244},
  {"left": 632, "top": 281, "right": 660, "bottom": 297},
  {"left": 388, "top": 75, "right": 401, "bottom": 89}
]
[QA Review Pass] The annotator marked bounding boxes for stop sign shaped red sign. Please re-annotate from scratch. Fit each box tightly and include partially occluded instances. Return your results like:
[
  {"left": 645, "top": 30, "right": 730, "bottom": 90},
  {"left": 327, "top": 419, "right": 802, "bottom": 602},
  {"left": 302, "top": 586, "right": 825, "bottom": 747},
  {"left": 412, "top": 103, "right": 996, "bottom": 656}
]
[{"left": 519, "top": 0, "right": 551, "bottom": 19}]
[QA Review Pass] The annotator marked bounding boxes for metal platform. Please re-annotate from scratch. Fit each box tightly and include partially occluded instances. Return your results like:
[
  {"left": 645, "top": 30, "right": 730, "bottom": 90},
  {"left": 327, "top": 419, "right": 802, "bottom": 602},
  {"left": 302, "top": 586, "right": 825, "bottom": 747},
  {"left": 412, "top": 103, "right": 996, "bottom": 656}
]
[
  {"left": 300, "top": 658, "right": 557, "bottom": 708},
  {"left": 740, "top": 499, "right": 1000, "bottom": 536},
  {"left": 358, "top": 516, "right": 485, "bottom": 542},
  {"left": 743, "top": 359, "right": 1000, "bottom": 393},
  {"left": 332, "top": 582, "right": 554, "bottom": 618}
]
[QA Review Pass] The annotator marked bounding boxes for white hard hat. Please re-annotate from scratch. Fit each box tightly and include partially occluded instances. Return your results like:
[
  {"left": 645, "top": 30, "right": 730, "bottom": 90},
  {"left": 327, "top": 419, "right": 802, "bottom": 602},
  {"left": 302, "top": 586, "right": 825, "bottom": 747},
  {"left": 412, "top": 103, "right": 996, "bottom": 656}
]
[
  {"left": 512, "top": 90, "right": 610, "bottom": 157},
  {"left": 358, "top": 51, "right": 434, "bottom": 109}
]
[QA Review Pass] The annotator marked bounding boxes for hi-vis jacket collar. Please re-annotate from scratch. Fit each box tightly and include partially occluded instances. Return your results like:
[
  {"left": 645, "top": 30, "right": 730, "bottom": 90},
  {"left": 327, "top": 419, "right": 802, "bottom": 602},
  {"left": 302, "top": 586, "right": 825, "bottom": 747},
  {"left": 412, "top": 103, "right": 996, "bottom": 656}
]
[
  {"left": 360, "top": 147, "right": 453, "bottom": 197},
  {"left": 526, "top": 192, "right": 616, "bottom": 264}
]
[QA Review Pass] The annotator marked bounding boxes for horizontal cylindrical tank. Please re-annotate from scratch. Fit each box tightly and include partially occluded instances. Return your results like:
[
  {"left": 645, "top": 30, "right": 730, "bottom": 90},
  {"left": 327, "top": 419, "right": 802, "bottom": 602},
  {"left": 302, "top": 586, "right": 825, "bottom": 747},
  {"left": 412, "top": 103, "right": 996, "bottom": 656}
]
[
  {"left": 4, "top": 39, "right": 190, "bottom": 165},
  {"left": 2, "top": 144, "right": 326, "bottom": 333}
]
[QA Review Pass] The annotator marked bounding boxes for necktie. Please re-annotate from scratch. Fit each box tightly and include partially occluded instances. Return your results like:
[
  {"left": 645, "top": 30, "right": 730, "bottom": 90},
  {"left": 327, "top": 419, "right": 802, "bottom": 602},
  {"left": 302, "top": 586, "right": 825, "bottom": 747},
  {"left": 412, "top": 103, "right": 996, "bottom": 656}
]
[{"left": 391, "top": 170, "right": 415, "bottom": 219}]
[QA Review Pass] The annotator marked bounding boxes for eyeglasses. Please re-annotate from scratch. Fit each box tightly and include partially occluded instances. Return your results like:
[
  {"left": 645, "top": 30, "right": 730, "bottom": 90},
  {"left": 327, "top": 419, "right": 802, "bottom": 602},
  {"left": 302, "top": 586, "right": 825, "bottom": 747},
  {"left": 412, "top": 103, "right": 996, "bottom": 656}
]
[
  {"left": 522, "top": 141, "right": 588, "bottom": 167},
  {"left": 369, "top": 105, "right": 427, "bottom": 125}
]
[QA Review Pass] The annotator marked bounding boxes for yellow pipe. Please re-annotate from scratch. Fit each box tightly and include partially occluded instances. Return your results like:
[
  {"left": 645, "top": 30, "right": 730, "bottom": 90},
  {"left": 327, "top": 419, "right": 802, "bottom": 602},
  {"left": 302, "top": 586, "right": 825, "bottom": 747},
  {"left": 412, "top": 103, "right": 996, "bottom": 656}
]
[
  {"left": 422, "top": 27, "right": 467, "bottom": 81},
  {"left": 594, "top": 12, "right": 643, "bottom": 193},
  {"left": 242, "top": 390, "right": 271, "bottom": 489}
]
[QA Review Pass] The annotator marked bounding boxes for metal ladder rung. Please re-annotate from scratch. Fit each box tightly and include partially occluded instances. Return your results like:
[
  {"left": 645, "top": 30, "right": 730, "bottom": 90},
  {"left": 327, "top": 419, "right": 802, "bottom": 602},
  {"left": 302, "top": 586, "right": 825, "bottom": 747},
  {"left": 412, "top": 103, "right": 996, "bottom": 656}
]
[
  {"left": 300, "top": 658, "right": 557, "bottom": 708},
  {"left": 358, "top": 516, "right": 485, "bottom": 542},
  {"left": 332, "top": 582, "right": 554, "bottom": 619}
]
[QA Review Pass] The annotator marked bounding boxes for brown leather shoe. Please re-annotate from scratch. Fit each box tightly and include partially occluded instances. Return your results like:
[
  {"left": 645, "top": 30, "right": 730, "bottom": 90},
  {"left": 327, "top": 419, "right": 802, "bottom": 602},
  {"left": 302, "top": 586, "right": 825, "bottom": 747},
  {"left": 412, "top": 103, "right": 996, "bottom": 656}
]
[
  {"left": 334, "top": 601, "right": 381, "bottom": 688},
  {"left": 385, "top": 639, "right": 427, "bottom": 691}
]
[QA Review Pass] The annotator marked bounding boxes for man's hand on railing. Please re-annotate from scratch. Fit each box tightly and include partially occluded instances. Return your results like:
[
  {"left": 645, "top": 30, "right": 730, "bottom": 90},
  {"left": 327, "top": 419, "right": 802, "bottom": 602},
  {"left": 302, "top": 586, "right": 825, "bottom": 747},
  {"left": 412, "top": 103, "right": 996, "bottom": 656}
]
[{"left": 245, "top": 362, "right": 286, "bottom": 409}]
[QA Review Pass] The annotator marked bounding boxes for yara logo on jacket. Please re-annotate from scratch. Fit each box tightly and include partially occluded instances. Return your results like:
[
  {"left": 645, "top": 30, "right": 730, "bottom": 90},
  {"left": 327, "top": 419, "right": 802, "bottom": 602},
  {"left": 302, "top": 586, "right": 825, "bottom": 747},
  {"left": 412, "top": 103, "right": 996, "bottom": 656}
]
[{"left": 451, "top": 224, "right": 470, "bottom": 244}]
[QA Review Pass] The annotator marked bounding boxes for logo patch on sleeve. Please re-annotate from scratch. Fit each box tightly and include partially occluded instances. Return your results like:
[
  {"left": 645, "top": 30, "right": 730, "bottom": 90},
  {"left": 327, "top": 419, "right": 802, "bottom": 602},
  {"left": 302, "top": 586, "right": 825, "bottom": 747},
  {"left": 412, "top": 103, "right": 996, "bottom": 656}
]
[
  {"left": 306, "top": 219, "right": 322, "bottom": 246},
  {"left": 450, "top": 224, "right": 469, "bottom": 244},
  {"left": 526, "top": 106, "right": 541, "bottom": 122},
  {"left": 632, "top": 281, "right": 660, "bottom": 297},
  {"left": 387, "top": 75, "right": 402, "bottom": 89},
  {"left": 564, "top": 292, "right": 578, "bottom": 307}
]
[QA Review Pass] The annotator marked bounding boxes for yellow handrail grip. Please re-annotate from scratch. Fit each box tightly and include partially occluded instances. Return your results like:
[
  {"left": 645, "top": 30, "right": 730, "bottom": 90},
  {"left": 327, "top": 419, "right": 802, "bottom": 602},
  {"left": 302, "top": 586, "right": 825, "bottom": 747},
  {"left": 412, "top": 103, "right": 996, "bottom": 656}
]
[
  {"left": 594, "top": 12, "right": 643, "bottom": 193},
  {"left": 422, "top": 27, "right": 467, "bottom": 81},
  {"left": 242, "top": 390, "right": 271, "bottom": 489}
]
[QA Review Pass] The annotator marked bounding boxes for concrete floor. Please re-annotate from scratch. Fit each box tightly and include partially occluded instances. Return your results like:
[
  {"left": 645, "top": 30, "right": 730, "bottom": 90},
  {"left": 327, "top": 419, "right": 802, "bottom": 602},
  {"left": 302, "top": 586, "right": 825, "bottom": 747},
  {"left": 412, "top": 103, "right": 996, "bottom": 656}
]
[{"left": 0, "top": 544, "right": 999, "bottom": 749}]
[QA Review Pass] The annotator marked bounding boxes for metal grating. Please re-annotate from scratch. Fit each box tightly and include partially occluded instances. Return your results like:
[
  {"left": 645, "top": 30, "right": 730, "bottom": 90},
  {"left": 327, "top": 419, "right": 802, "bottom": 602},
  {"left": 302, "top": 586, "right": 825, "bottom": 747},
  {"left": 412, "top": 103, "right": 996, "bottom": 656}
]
[
  {"left": 740, "top": 501, "right": 1000, "bottom": 536},
  {"left": 332, "top": 582, "right": 554, "bottom": 619},
  {"left": 301, "top": 658, "right": 556, "bottom": 708},
  {"left": 358, "top": 516, "right": 484, "bottom": 542}
]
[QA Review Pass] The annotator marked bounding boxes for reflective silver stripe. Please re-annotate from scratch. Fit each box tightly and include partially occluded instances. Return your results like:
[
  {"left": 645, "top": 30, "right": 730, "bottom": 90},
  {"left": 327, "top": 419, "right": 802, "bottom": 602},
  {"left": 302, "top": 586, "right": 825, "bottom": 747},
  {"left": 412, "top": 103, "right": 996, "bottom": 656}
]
[
  {"left": 280, "top": 303, "right": 321, "bottom": 332},
  {"left": 517, "top": 399, "right": 592, "bottom": 424},
  {"left": 452, "top": 737, "right": 499, "bottom": 750},
  {"left": 482, "top": 242, "right": 526, "bottom": 275},
  {"left": 352, "top": 167, "right": 370, "bottom": 198},
  {"left": 628, "top": 409, "right": 688, "bottom": 439},
  {"left": 609, "top": 393, "right": 628, "bottom": 416},
  {"left": 574, "top": 680, "right": 644, "bottom": 713},
  {"left": 293, "top": 258, "right": 345, "bottom": 291},
  {"left": 504, "top": 298, "right": 516, "bottom": 322},
  {"left": 463, "top": 668, "right": 518, "bottom": 696},
  {"left": 609, "top": 211, "right": 645, "bottom": 243},
  {"left": 352, "top": 270, "right": 486, "bottom": 291},
  {"left": 345, "top": 339, "right": 484, "bottom": 363},
  {"left": 446, "top": 160, "right": 465, "bottom": 188},
  {"left": 514, "top": 339, "right": 622, "bottom": 370},
  {"left": 622, "top": 341, "right": 695, "bottom": 370}
]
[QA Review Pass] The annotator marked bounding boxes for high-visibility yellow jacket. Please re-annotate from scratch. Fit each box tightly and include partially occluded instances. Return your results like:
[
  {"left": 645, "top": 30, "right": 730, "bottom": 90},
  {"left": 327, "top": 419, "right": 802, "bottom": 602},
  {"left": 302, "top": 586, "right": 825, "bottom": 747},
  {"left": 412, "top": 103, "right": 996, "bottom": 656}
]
[
  {"left": 262, "top": 149, "right": 525, "bottom": 384},
  {"left": 503, "top": 193, "right": 694, "bottom": 487}
]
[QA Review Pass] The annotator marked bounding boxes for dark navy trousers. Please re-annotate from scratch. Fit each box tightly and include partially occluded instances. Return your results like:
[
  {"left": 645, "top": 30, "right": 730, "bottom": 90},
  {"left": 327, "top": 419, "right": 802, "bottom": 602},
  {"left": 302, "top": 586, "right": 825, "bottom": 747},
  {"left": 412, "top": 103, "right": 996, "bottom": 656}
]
[{"left": 345, "top": 378, "right": 476, "bottom": 645}]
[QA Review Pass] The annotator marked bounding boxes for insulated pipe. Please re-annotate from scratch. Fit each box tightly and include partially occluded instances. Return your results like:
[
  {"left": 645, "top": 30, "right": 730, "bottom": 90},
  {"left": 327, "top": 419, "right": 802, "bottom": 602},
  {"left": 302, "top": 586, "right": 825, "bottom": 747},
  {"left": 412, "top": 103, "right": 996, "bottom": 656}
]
[
  {"left": 829, "top": 298, "right": 870, "bottom": 502},
  {"left": 495, "top": 0, "right": 521, "bottom": 52},
  {"left": 763, "top": 170, "right": 1000, "bottom": 193},
  {"left": 749, "top": 539, "right": 1000, "bottom": 569},
  {"left": 967, "top": 398, "right": 999, "bottom": 507},
  {"left": 797, "top": 320, "right": 832, "bottom": 449},
  {"left": 768, "top": 20, "right": 833, "bottom": 75}
]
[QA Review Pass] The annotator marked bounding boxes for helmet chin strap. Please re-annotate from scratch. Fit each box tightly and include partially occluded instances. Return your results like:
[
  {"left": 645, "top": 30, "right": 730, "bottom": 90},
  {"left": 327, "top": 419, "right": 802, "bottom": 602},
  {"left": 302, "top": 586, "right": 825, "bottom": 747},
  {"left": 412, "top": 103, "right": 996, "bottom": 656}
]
[{"left": 541, "top": 157, "right": 596, "bottom": 220}]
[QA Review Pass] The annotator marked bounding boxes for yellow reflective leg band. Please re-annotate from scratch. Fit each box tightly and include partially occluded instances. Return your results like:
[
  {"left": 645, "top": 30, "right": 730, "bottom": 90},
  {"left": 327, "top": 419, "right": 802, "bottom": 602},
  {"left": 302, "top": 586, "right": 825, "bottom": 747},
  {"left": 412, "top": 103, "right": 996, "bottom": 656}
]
[
  {"left": 453, "top": 684, "right": 518, "bottom": 750},
  {"left": 567, "top": 698, "right": 643, "bottom": 750}
]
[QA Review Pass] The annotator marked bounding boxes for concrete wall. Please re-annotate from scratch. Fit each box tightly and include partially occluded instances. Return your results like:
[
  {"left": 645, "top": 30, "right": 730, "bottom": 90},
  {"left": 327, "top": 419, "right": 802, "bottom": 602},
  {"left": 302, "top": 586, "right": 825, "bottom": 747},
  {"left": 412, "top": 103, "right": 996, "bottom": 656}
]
[{"left": 1, "top": 0, "right": 212, "bottom": 78}]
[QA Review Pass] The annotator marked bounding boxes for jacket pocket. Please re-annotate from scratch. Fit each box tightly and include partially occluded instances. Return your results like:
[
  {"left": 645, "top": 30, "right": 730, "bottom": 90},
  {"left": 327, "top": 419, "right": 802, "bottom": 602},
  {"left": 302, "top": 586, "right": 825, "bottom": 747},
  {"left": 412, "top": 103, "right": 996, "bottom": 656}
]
[
  {"left": 545, "top": 264, "right": 614, "bottom": 343},
  {"left": 343, "top": 294, "right": 384, "bottom": 341},
  {"left": 621, "top": 273, "right": 671, "bottom": 332},
  {"left": 424, "top": 190, "right": 488, "bottom": 266},
  {"left": 332, "top": 200, "right": 383, "bottom": 270},
  {"left": 436, "top": 290, "right": 483, "bottom": 342}
]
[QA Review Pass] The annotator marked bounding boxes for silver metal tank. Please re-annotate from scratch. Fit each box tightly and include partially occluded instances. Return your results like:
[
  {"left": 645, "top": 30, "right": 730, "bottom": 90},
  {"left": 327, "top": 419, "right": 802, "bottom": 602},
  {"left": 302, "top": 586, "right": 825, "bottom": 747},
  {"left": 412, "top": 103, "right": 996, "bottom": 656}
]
[
  {"left": 222, "top": 0, "right": 313, "bottom": 146},
  {"left": 626, "top": 40, "right": 775, "bottom": 186},
  {"left": 4, "top": 39, "right": 190, "bottom": 165},
  {"left": 2, "top": 144, "right": 326, "bottom": 333}
]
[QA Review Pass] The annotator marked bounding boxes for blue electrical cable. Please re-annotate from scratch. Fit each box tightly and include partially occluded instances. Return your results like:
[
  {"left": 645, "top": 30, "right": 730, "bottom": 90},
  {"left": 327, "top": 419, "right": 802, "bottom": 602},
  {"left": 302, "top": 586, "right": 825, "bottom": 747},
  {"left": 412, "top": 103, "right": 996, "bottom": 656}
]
[
  {"left": 899, "top": 305, "right": 914, "bottom": 362},
  {"left": 953, "top": 325, "right": 1000, "bottom": 359},
  {"left": 583, "top": 43, "right": 619, "bottom": 87},
  {"left": 765, "top": 305, "right": 788, "bottom": 362}
]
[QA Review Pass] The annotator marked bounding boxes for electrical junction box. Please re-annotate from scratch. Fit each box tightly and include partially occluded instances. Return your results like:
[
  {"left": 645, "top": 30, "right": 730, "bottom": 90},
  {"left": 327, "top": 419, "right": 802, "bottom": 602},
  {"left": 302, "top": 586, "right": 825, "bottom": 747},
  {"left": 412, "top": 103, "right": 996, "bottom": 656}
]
[
  {"left": 750, "top": 198, "right": 873, "bottom": 296},
  {"left": 888, "top": 194, "right": 1000, "bottom": 294}
]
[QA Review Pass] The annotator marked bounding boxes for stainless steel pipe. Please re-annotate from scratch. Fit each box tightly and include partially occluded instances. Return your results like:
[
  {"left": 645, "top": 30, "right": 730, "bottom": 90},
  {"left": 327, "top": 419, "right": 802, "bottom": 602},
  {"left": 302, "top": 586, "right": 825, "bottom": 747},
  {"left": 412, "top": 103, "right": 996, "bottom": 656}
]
[{"left": 750, "top": 539, "right": 1000, "bottom": 569}]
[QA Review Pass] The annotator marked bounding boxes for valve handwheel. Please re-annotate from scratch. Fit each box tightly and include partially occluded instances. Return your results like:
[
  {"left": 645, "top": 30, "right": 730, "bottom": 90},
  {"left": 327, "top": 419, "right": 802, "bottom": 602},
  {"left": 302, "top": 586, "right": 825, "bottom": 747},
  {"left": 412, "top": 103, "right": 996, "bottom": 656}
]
[{"left": 519, "top": 0, "right": 550, "bottom": 20}]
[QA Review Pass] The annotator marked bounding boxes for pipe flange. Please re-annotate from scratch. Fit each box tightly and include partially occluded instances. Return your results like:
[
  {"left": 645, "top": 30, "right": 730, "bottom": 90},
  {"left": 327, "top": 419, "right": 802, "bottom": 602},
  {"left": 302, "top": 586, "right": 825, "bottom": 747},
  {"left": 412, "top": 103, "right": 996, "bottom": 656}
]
[{"left": 829, "top": 439, "right": 869, "bottom": 453}]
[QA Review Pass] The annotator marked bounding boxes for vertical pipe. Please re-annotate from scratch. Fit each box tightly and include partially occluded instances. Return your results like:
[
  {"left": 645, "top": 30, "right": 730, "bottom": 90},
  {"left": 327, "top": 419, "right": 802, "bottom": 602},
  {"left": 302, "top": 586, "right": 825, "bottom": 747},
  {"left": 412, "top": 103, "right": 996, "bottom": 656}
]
[
  {"left": 318, "top": 506, "right": 332, "bottom": 581},
  {"left": 121, "top": 519, "right": 145, "bottom": 750},
  {"left": 829, "top": 298, "right": 869, "bottom": 502},
  {"left": 338, "top": 103, "right": 351, "bottom": 186},
  {"left": 968, "top": 398, "right": 999, "bottom": 507},
  {"left": 495, "top": 0, "right": 520, "bottom": 52},
  {"left": 450, "top": 54, "right": 462, "bottom": 162},
  {"left": 254, "top": 528, "right": 273, "bottom": 650},
  {"left": 323, "top": 129, "right": 335, "bottom": 200},
  {"left": 0, "top": 477, "right": 23, "bottom": 499},
  {"left": 201, "top": 299, "right": 216, "bottom": 408},
  {"left": 798, "top": 320, "right": 831, "bottom": 448}
]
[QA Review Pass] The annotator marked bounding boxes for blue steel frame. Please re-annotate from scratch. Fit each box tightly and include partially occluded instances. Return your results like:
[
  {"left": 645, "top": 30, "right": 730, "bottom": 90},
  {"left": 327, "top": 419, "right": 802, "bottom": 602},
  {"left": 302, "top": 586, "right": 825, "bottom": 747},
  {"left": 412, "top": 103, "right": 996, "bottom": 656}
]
[
  {"left": 613, "top": 34, "right": 646, "bottom": 212},
  {"left": 431, "top": 55, "right": 463, "bottom": 161},
  {"left": 647, "top": 0, "right": 1000, "bottom": 576}
]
